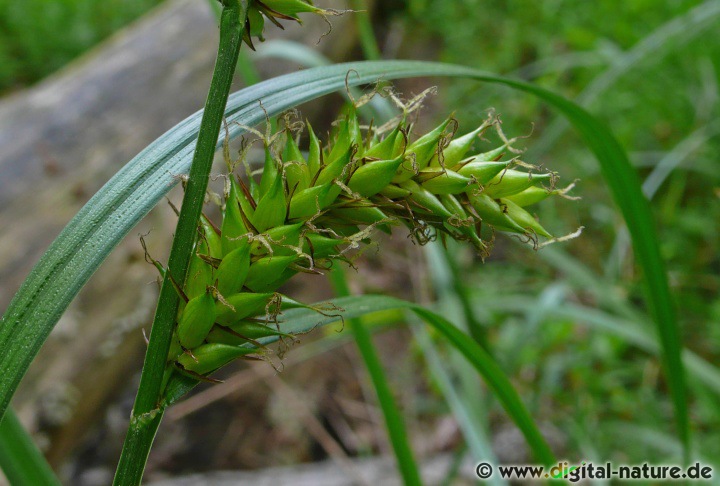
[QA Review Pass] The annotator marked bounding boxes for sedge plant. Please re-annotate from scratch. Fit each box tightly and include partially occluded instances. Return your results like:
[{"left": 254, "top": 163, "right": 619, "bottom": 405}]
[
  {"left": 147, "top": 101, "right": 570, "bottom": 481},
  {"left": 0, "top": 0, "right": 687, "bottom": 484}
]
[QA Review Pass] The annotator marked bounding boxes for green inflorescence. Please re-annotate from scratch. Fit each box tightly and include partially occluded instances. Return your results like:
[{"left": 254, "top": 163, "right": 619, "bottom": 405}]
[{"left": 158, "top": 98, "right": 576, "bottom": 384}]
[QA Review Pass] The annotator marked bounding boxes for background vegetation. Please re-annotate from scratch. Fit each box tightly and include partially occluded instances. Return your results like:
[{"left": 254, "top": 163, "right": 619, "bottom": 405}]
[
  {"left": 1, "top": 0, "right": 718, "bottom": 482},
  {"left": 0, "top": 0, "right": 163, "bottom": 93},
  {"left": 399, "top": 0, "right": 720, "bottom": 463}
]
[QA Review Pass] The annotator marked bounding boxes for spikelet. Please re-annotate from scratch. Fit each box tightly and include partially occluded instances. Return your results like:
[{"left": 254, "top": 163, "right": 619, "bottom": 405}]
[
  {"left": 241, "top": 0, "right": 339, "bottom": 49},
  {"left": 159, "top": 104, "right": 577, "bottom": 383}
]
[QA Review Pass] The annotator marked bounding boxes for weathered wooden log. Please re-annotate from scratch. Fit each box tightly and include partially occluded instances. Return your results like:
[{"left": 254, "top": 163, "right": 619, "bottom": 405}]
[{"left": 0, "top": 0, "right": 358, "bottom": 475}]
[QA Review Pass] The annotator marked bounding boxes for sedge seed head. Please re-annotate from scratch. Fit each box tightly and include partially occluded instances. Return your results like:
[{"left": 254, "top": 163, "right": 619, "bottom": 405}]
[{"left": 162, "top": 92, "right": 578, "bottom": 380}]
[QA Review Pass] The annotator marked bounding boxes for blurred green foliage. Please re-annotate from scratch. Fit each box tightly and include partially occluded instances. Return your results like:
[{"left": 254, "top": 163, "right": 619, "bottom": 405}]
[
  {"left": 398, "top": 0, "right": 720, "bottom": 465},
  {"left": 0, "top": 0, "right": 164, "bottom": 93},
  {"left": 400, "top": 0, "right": 720, "bottom": 330}
]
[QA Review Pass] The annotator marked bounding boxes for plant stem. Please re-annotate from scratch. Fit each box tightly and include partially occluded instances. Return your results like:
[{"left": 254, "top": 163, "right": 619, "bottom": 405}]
[
  {"left": 329, "top": 268, "right": 422, "bottom": 486},
  {"left": 112, "top": 3, "right": 248, "bottom": 485},
  {"left": 0, "top": 407, "right": 61, "bottom": 486}
]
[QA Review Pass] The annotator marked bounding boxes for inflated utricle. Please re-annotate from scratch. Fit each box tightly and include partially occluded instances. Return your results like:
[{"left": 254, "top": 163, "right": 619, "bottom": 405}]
[{"left": 164, "top": 107, "right": 574, "bottom": 382}]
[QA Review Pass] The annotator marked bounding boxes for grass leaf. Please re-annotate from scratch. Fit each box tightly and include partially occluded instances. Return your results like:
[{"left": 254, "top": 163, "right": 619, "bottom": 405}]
[
  {"left": 0, "top": 408, "right": 60, "bottom": 485},
  {"left": 165, "top": 294, "right": 556, "bottom": 465},
  {"left": 328, "top": 269, "right": 422, "bottom": 486},
  {"left": 0, "top": 62, "right": 686, "bottom": 457}
]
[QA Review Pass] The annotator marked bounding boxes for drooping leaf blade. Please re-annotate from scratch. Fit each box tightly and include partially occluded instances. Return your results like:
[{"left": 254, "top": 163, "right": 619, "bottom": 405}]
[
  {"left": 328, "top": 269, "right": 422, "bottom": 486},
  {"left": 0, "top": 62, "right": 686, "bottom": 457},
  {"left": 0, "top": 408, "right": 61, "bottom": 485},
  {"left": 164, "top": 294, "right": 556, "bottom": 465}
]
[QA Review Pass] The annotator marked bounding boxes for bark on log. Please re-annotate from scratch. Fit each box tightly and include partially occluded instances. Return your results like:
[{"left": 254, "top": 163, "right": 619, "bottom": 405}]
[{"left": 0, "top": 0, "right": 358, "bottom": 475}]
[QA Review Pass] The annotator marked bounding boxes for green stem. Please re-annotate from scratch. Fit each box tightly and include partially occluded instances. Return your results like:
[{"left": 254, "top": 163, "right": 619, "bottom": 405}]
[
  {"left": 0, "top": 408, "right": 61, "bottom": 486},
  {"left": 329, "top": 268, "right": 422, "bottom": 486},
  {"left": 112, "top": 3, "right": 248, "bottom": 485},
  {"left": 205, "top": 0, "right": 262, "bottom": 86}
]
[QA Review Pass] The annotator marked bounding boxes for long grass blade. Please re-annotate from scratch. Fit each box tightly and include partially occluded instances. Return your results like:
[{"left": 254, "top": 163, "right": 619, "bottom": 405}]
[
  {"left": 163, "top": 294, "right": 555, "bottom": 464},
  {"left": 419, "top": 242, "right": 503, "bottom": 482},
  {"left": 0, "top": 408, "right": 61, "bottom": 485},
  {"left": 411, "top": 325, "right": 505, "bottom": 486},
  {"left": 410, "top": 306, "right": 556, "bottom": 465},
  {"left": 0, "top": 62, "right": 685, "bottom": 457},
  {"left": 329, "top": 269, "right": 422, "bottom": 486}
]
